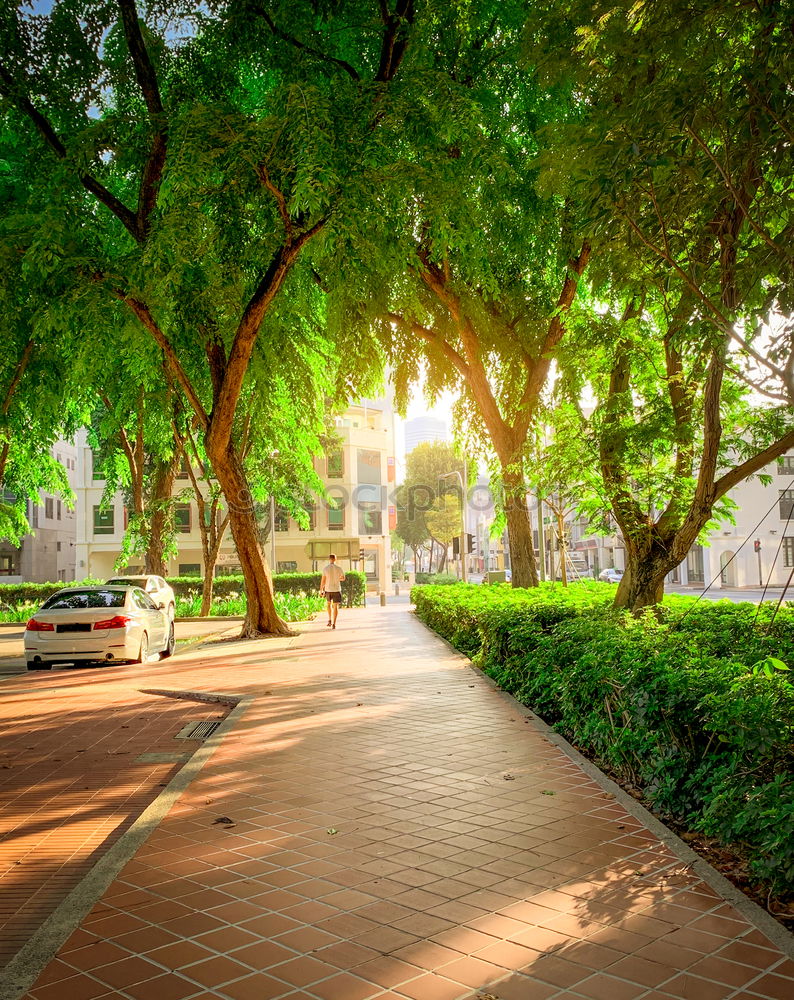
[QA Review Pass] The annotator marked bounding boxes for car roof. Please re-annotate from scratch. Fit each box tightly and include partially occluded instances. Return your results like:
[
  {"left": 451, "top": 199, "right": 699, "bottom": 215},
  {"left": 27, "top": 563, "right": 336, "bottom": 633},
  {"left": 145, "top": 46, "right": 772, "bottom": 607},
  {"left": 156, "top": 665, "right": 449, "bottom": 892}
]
[
  {"left": 108, "top": 575, "right": 151, "bottom": 581},
  {"left": 52, "top": 585, "right": 139, "bottom": 593}
]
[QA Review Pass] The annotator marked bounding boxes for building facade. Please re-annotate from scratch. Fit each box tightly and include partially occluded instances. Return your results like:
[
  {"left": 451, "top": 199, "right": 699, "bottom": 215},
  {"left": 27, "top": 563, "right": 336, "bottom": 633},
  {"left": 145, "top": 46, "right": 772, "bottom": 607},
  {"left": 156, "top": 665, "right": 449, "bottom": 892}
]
[
  {"left": 0, "top": 441, "right": 77, "bottom": 583},
  {"left": 562, "top": 451, "right": 794, "bottom": 590},
  {"left": 73, "top": 398, "right": 396, "bottom": 593},
  {"left": 403, "top": 415, "right": 449, "bottom": 455}
]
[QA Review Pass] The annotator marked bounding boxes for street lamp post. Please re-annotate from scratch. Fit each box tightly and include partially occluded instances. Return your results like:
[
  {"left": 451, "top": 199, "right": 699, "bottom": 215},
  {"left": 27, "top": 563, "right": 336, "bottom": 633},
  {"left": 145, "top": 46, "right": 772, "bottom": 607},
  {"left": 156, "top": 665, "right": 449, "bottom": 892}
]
[
  {"left": 439, "top": 468, "right": 467, "bottom": 584},
  {"left": 269, "top": 450, "right": 279, "bottom": 572}
]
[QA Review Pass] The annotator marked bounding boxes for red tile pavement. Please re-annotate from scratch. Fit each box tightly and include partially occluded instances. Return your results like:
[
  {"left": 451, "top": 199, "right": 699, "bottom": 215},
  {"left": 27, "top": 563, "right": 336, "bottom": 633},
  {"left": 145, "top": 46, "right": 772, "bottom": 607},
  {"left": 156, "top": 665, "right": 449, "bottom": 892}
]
[
  {"left": 1, "top": 604, "right": 791, "bottom": 1000},
  {"left": 0, "top": 678, "right": 226, "bottom": 969}
]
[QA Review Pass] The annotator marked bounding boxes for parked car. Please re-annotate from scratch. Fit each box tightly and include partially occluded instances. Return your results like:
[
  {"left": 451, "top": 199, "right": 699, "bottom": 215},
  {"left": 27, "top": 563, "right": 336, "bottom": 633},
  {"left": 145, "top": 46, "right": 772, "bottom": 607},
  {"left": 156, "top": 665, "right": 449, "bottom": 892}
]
[
  {"left": 106, "top": 574, "right": 176, "bottom": 620},
  {"left": 599, "top": 568, "right": 624, "bottom": 584},
  {"left": 24, "top": 586, "right": 174, "bottom": 671}
]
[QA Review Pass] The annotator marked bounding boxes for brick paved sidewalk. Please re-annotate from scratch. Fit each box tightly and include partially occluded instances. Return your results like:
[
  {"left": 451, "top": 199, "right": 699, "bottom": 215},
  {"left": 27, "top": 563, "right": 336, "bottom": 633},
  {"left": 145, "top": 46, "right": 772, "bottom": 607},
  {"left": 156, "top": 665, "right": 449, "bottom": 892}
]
[{"left": 6, "top": 604, "right": 794, "bottom": 1000}]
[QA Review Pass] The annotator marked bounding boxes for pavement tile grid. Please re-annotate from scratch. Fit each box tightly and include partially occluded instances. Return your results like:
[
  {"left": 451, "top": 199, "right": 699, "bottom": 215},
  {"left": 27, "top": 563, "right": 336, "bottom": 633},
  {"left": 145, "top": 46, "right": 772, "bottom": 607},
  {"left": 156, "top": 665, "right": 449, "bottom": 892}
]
[
  {"left": 10, "top": 608, "right": 794, "bottom": 1000},
  {"left": 0, "top": 682, "right": 224, "bottom": 968}
]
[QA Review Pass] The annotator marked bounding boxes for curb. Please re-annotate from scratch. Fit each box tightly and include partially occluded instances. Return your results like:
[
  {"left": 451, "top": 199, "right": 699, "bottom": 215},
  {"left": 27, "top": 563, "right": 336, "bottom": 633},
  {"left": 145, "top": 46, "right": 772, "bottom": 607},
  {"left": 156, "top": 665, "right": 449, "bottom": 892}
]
[
  {"left": 412, "top": 613, "right": 794, "bottom": 961},
  {"left": 1, "top": 691, "right": 252, "bottom": 1000}
]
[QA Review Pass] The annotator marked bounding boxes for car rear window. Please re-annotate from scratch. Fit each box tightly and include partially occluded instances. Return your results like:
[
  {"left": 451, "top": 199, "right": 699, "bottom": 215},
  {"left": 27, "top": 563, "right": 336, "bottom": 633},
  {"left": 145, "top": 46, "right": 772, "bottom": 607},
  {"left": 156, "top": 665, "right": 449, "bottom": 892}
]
[
  {"left": 42, "top": 590, "right": 127, "bottom": 610},
  {"left": 107, "top": 578, "right": 144, "bottom": 587}
]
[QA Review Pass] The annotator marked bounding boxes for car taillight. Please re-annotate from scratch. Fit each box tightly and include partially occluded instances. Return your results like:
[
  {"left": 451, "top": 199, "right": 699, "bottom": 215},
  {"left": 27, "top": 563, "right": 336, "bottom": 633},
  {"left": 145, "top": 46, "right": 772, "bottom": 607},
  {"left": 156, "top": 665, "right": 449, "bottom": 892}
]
[
  {"left": 26, "top": 618, "right": 55, "bottom": 632},
  {"left": 93, "top": 616, "right": 132, "bottom": 630}
]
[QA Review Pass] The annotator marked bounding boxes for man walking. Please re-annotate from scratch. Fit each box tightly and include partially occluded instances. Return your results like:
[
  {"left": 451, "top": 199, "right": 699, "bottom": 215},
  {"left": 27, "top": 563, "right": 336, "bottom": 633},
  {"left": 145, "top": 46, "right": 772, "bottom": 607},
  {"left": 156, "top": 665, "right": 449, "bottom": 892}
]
[{"left": 320, "top": 553, "right": 345, "bottom": 629}]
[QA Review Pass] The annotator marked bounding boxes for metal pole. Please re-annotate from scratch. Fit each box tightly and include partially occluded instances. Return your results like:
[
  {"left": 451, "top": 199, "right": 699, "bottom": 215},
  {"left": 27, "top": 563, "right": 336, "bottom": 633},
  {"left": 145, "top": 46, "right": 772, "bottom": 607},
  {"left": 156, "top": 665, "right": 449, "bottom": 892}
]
[
  {"left": 757, "top": 545, "right": 762, "bottom": 587},
  {"left": 537, "top": 497, "right": 546, "bottom": 582},
  {"left": 269, "top": 494, "right": 276, "bottom": 570},
  {"left": 459, "top": 464, "right": 467, "bottom": 584}
]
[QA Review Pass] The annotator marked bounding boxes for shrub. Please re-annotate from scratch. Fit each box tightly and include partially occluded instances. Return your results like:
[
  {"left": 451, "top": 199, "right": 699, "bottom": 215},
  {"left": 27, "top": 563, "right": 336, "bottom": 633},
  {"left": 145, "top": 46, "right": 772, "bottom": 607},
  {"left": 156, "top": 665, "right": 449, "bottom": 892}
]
[
  {"left": 413, "top": 583, "right": 794, "bottom": 892},
  {"left": 0, "top": 570, "right": 367, "bottom": 614}
]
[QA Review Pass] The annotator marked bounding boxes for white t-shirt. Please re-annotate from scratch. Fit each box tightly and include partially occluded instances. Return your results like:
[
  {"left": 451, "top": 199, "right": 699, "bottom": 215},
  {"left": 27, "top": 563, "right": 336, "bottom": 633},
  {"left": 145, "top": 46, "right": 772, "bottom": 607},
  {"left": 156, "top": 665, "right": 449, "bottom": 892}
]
[{"left": 322, "top": 562, "right": 345, "bottom": 592}]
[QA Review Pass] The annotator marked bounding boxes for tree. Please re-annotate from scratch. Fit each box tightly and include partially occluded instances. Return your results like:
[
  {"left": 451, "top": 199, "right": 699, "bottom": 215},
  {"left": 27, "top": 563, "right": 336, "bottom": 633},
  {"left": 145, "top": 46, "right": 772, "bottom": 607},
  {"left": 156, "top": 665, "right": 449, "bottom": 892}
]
[
  {"left": 393, "top": 483, "right": 430, "bottom": 574},
  {"left": 532, "top": 0, "right": 794, "bottom": 610},
  {"left": 324, "top": 1, "right": 591, "bottom": 588},
  {"left": 425, "top": 495, "right": 462, "bottom": 575},
  {"left": 0, "top": 0, "right": 419, "bottom": 634}
]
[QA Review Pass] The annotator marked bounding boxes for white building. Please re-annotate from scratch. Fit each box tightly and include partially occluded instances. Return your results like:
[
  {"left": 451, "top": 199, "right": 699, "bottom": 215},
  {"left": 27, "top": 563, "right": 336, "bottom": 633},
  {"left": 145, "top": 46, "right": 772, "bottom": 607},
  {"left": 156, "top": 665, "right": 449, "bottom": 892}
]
[
  {"left": 566, "top": 451, "right": 794, "bottom": 590},
  {"left": 73, "top": 397, "right": 396, "bottom": 593},
  {"left": 0, "top": 441, "right": 77, "bottom": 583},
  {"left": 403, "top": 415, "right": 449, "bottom": 454}
]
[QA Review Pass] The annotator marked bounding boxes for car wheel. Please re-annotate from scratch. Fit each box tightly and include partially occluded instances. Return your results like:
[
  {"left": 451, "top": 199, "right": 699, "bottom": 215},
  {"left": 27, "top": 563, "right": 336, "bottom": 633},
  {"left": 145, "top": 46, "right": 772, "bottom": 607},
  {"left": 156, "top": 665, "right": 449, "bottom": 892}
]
[
  {"left": 27, "top": 661, "right": 52, "bottom": 671},
  {"left": 161, "top": 622, "right": 175, "bottom": 659},
  {"left": 135, "top": 632, "right": 149, "bottom": 664}
]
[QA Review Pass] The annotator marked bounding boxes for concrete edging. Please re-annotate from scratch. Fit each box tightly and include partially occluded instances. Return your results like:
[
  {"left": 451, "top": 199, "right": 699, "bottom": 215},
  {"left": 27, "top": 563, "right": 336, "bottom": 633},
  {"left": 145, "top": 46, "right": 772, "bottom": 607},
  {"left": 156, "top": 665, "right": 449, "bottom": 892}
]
[
  {"left": 1, "top": 691, "right": 252, "bottom": 1000},
  {"left": 413, "top": 613, "right": 794, "bottom": 961}
]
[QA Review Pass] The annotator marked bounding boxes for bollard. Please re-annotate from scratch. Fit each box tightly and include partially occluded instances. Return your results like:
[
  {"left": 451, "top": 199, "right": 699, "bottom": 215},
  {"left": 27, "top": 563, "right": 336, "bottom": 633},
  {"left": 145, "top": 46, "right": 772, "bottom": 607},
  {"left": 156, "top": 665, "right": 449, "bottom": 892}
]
[
  {"left": 394, "top": 583, "right": 400, "bottom": 596},
  {"left": 379, "top": 591, "right": 386, "bottom": 606}
]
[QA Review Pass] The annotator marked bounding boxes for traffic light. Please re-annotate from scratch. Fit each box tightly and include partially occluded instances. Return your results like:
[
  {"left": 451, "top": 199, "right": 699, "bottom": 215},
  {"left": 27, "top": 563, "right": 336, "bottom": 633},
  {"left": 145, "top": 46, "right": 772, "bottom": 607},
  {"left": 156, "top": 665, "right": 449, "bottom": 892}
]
[
  {"left": 452, "top": 536, "right": 460, "bottom": 557},
  {"left": 466, "top": 532, "right": 474, "bottom": 554},
  {"left": 754, "top": 539, "right": 761, "bottom": 553}
]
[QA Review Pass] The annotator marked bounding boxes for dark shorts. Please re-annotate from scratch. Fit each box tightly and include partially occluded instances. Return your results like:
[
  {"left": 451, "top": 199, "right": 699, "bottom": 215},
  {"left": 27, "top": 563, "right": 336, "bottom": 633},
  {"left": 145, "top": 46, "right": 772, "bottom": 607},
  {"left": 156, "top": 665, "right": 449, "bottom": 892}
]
[{"left": 325, "top": 591, "right": 342, "bottom": 604}]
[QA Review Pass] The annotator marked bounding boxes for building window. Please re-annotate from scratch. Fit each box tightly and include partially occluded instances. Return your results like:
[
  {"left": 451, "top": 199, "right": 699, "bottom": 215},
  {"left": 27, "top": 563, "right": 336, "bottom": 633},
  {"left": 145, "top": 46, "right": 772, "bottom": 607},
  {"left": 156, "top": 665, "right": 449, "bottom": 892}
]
[
  {"left": 92, "top": 452, "right": 104, "bottom": 480},
  {"left": 779, "top": 489, "right": 794, "bottom": 520},
  {"left": 179, "top": 563, "right": 201, "bottom": 576},
  {"left": 45, "top": 497, "right": 54, "bottom": 519},
  {"left": 175, "top": 504, "right": 192, "bottom": 533},
  {"left": 357, "top": 448, "right": 381, "bottom": 486},
  {"left": 687, "top": 545, "right": 704, "bottom": 584},
  {"left": 277, "top": 560, "right": 298, "bottom": 573},
  {"left": 0, "top": 553, "right": 18, "bottom": 575},
  {"left": 327, "top": 450, "right": 344, "bottom": 479},
  {"left": 177, "top": 459, "right": 190, "bottom": 480},
  {"left": 784, "top": 537, "right": 794, "bottom": 568},
  {"left": 57, "top": 541, "right": 62, "bottom": 552},
  {"left": 299, "top": 505, "right": 315, "bottom": 531},
  {"left": 778, "top": 456, "right": 794, "bottom": 475},
  {"left": 93, "top": 506, "right": 114, "bottom": 535},
  {"left": 328, "top": 504, "right": 344, "bottom": 532},
  {"left": 56, "top": 499, "right": 62, "bottom": 520},
  {"left": 358, "top": 502, "right": 382, "bottom": 536},
  {"left": 274, "top": 507, "right": 289, "bottom": 532}
]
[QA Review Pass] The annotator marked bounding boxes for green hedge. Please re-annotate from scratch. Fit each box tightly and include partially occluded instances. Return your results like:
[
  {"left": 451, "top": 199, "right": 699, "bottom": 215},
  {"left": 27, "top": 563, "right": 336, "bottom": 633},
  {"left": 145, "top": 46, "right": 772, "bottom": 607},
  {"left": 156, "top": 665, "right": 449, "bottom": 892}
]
[
  {"left": 413, "top": 582, "right": 794, "bottom": 893},
  {"left": 414, "top": 572, "right": 460, "bottom": 585},
  {"left": 0, "top": 570, "right": 367, "bottom": 612}
]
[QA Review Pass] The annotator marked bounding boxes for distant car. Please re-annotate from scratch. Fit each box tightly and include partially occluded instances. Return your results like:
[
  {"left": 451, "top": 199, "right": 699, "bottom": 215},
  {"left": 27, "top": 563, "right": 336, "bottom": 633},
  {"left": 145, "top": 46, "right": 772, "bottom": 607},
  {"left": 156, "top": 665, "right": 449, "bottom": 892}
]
[
  {"left": 24, "top": 586, "right": 174, "bottom": 671},
  {"left": 599, "top": 568, "right": 624, "bottom": 584},
  {"left": 106, "top": 575, "right": 175, "bottom": 620},
  {"left": 504, "top": 569, "right": 512, "bottom": 582}
]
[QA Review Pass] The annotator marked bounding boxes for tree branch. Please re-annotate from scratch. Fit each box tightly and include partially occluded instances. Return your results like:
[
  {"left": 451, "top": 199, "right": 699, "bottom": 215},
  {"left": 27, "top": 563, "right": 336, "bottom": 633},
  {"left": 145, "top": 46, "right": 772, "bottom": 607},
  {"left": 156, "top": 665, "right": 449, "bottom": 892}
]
[
  {"left": 0, "top": 61, "right": 141, "bottom": 240},
  {"left": 256, "top": 6, "right": 360, "bottom": 81},
  {"left": 118, "top": 0, "right": 168, "bottom": 239},
  {"left": 714, "top": 427, "right": 794, "bottom": 501},
  {"left": 116, "top": 292, "right": 209, "bottom": 428},
  {"left": 207, "top": 219, "right": 326, "bottom": 456},
  {"left": 375, "top": 0, "right": 415, "bottom": 83}
]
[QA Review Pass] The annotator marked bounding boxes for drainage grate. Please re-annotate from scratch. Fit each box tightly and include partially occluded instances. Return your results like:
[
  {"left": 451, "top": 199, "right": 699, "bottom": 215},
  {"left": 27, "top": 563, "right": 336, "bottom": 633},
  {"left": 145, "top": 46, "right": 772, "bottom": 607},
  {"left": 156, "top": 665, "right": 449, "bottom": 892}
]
[{"left": 175, "top": 720, "right": 222, "bottom": 741}]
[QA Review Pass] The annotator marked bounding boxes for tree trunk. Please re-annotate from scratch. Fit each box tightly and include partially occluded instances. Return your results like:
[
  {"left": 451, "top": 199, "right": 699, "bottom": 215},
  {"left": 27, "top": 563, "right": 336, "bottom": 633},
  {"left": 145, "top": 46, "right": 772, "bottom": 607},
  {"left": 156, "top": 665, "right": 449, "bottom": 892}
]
[
  {"left": 206, "top": 438, "right": 292, "bottom": 637},
  {"left": 614, "top": 550, "right": 669, "bottom": 613},
  {"left": 145, "top": 451, "right": 180, "bottom": 575},
  {"left": 200, "top": 572, "right": 215, "bottom": 618},
  {"left": 502, "top": 466, "right": 538, "bottom": 588}
]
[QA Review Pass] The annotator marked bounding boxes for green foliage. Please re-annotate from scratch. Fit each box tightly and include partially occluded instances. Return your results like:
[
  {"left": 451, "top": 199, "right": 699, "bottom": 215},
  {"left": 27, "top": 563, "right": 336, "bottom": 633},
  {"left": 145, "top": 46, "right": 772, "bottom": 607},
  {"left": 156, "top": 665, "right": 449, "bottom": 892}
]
[
  {"left": 413, "top": 583, "right": 794, "bottom": 891},
  {"left": 414, "top": 573, "right": 459, "bottom": 586},
  {"left": 0, "top": 569, "right": 368, "bottom": 613},
  {"left": 175, "top": 590, "right": 325, "bottom": 622}
]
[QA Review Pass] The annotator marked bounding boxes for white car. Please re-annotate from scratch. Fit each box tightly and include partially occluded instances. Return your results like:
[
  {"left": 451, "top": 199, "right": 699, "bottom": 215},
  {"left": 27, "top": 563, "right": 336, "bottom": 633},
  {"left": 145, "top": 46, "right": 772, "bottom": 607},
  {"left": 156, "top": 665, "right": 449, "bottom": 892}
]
[
  {"left": 599, "top": 568, "right": 624, "bottom": 583},
  {"left": 106, "top": 574, "right": 176, "bottom": 620},
  {"left": 25, "top": 586, "right": 174, "bottom": 671}
]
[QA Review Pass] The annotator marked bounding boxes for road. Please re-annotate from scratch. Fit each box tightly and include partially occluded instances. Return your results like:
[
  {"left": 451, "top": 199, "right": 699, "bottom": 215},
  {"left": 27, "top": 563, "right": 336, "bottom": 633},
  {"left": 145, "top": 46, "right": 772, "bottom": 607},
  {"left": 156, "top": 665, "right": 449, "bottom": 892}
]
[{"left": 0, "top": 619, "right": 243, "bottom": 675}]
